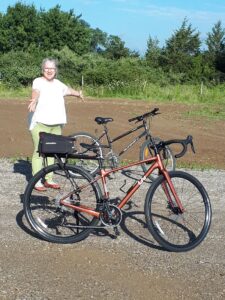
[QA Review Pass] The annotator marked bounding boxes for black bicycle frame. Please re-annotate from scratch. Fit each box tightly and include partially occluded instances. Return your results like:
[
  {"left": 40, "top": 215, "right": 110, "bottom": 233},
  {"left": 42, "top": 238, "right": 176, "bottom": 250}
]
[{"left": 100, "top": 122, "right": 150, "bottom": 157}]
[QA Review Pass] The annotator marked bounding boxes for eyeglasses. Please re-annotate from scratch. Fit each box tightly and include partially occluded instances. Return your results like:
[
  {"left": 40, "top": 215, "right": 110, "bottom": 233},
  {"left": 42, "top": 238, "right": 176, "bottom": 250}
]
[{"left": 44, "top": 68, "right": 56, "bottom": 71}]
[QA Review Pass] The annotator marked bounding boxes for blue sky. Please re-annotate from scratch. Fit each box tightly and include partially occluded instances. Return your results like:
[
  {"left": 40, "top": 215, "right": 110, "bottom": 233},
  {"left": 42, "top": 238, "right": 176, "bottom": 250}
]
[{"left": 1, "top": 0, "right": 225, "bottom": 54}]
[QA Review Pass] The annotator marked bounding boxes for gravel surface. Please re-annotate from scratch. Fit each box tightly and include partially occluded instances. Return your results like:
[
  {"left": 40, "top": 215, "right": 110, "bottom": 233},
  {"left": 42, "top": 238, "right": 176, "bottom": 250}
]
[{"left": 0, "top": 158, "right": 225, "bottom": 300}]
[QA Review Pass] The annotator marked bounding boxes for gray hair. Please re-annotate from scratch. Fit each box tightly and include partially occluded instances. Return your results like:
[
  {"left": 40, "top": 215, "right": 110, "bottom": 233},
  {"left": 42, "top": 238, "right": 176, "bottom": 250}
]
[{"left": 41, "top": 58, "right": 58, "bottom": 76}]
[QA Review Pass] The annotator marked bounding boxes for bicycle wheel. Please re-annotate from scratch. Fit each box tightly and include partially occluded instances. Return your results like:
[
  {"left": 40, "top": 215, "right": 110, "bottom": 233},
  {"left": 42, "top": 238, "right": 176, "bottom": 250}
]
[
  {"left": 24, "top": 164, "right": 102, "bottom": 244},
  {"left": 140, "top": 138, "right": 175, "bottom": 181},
  {"left": 144, "top": 171, "right": 211, "bottom": 252},
  {"left": 69, "top": 132, "right": 103, "bottom": 177}
]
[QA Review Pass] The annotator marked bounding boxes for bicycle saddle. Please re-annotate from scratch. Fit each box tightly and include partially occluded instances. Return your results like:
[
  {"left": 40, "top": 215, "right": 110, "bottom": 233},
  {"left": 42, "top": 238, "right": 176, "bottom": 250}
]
[{"left": 95, "top": 117, "right": 113, "bottom": 125}]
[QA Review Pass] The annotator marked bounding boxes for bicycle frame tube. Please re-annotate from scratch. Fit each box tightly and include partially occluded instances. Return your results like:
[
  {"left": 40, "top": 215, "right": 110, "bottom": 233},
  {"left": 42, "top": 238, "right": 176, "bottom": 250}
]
[
  {"left": 60, "top": 155, "right": 158, "bottom": 217},
  {"left": 116, "top": 158, "right": 160, "bottom": 209},
  {"left": 111, "top": 127, "right": 148, "bottom": 158},
  {"left": 111, "top": 124, "right": 144, "bottom": 143},
  {"left": 113, "top": 156, "right": 184, "bottom": 212},
  {"left": 59, "top": 155, "right": 157, "bottom": 217},
  {"left": 105, "top": 124, "right": 147, "bottom": 156},
  {"left": 59, "top": 183, "right": 100, "bottom": 217},
  {"left": 118, "top": 131, "right": 146, "bottom": 157},
  {"left": 60, "top": 154, "right": 184, "bottom": 217},
  {"left": 99, "top": 122, "right": 150, "bottom": 158}
]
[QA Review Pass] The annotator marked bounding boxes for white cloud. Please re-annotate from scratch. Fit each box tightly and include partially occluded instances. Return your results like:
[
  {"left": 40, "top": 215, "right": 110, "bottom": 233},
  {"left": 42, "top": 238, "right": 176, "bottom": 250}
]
[{"left": 120, "top": 4, "right": 225, "bottom": 23}]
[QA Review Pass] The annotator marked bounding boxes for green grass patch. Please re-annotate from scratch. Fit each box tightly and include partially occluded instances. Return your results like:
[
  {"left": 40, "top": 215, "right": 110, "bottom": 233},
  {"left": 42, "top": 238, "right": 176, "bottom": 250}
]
[
  {"left": 85, "top": 82, "right": 225, "bottom": 105},
  {"left": 176, "top": 161, "right": 216, "bottom": 171},
  {"left": 1, "top": 82, "right": 225, "bottom": 106},
  {"left": 0, "top": 84, "right": 30, "bottom": 100},
  {"left": 185, "top": 105, "right": 225, "bottom": 120}
]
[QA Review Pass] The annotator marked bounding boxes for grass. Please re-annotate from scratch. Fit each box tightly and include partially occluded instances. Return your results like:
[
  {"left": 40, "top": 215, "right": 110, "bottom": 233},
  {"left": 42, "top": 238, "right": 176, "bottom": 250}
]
[
  {"left": 185, "top": 105, "right": 225, "bottom": 120},
  {"left": 176, "top": 161, "right": 216, "bottom": 171},
  {"left": 86, "top": 82, "right": 225, "bottom": 104},
  {"left": 1, "top": 81, "right": 225, "bottom": 104},
  {"left": 0, "top": 84, "right": 30, "bottom": 100}
]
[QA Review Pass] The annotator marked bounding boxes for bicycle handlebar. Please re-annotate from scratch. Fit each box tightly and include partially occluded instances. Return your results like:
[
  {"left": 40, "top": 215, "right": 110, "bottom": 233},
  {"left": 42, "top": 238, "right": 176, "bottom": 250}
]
[
  {"left": 128, "top": 108, "right": 160, "bottom": 123},
  {"left": 158, "top": 135, "right": 195, "bottom": 158}
]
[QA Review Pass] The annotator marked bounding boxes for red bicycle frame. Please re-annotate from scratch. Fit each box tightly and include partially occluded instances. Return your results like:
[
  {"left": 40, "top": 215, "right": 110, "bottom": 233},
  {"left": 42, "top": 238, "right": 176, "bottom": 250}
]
[{"left": 60, "top": 154, "right": 184, "bottom": 217}]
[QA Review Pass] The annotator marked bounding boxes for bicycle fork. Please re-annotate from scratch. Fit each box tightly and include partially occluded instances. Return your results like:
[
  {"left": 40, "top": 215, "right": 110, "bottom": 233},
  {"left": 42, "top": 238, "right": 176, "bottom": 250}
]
[
  {"left": 161, "top": 171, "right": 184, "bottom": 214},
  {"left": 148, "top": 154, "right": 185, "bottom": 214}
]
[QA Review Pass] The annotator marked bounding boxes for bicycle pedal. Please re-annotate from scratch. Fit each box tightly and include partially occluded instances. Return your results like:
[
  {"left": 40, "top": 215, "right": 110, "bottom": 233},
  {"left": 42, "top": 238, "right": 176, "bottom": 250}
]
[{"left": 113, "top": 226, "right": 120, "bottom": 236}]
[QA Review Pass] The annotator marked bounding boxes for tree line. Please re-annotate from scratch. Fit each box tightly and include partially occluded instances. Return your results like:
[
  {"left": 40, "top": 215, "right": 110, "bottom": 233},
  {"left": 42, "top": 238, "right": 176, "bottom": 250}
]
[{"left": 0, "top": 2, "right": 225, "bottom": 88}]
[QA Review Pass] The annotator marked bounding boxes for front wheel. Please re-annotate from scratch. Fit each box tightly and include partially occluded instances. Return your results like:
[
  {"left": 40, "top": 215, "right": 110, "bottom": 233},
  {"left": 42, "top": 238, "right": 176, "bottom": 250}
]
[
  {"left": 69, "top": 131, "right": 103, "bottom": 177},
  {"left": 140, "top": 138, "right": 175, "bottom": 181},
  {"left": 144, "top": 171, "right": 212, "bottom": 252},
  {"left": 24, "top": 164, "right": 102, "bottom": 244}
]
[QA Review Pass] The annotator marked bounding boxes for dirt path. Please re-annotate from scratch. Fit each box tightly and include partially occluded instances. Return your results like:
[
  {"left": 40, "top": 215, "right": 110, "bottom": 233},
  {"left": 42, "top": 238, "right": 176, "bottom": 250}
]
[{"left": 0, "top": 98, "right": 224, "bottom": 169}]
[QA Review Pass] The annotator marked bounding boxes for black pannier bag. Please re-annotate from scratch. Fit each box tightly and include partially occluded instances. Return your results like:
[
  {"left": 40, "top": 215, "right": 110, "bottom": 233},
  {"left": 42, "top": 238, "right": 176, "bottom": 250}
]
[{"left": 38, "top": 132, "right": 75, "bottom": 157}]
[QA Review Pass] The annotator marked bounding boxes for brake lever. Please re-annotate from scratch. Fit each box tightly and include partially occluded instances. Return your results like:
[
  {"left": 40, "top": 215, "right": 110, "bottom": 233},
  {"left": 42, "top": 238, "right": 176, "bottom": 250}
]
[
  {"left": 186, "top": 135, "right": 195, "bottom": 154},
  {"left": 190, "top": 140, "right": 195, "bottom": 153}
]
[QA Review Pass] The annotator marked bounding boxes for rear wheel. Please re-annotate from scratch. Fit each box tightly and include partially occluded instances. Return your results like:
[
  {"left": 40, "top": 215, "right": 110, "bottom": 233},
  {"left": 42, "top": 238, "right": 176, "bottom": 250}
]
[
  {"left": 24, "top": 164, "right": 102, "bottom": 243},
  {"left": 69, "top": 132, "right": 103, "bottom": 176},
  {"left": 144, "top": 171, "right": 212, "bottom": 252},
  {"left": 140, "top": 138, "right": 175, "bottom": 181}
]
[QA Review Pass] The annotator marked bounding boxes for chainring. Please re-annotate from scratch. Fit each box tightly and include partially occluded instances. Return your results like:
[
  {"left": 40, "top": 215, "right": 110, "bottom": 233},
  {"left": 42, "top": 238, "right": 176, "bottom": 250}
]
[{"left": 100, "top": 204, "right": 122, "bottom": 227}]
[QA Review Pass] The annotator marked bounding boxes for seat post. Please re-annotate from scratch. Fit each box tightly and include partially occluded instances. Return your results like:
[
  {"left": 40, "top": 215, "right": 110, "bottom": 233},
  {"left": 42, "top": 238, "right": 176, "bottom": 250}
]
[{"left": 104, "top": 124, "right": 112, "bottom": 145}]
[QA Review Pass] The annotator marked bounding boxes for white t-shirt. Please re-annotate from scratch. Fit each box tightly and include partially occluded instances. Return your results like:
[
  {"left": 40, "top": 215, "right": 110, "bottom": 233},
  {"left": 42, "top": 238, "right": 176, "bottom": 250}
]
[{"left": 28, "top": 77, "right": 69, "bottom": 130}]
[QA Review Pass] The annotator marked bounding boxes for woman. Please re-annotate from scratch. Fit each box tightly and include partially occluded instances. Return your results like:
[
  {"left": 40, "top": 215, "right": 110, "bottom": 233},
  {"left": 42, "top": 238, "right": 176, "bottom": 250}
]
[{"left": 28, "top": 58, "right": 84, "bottom": 191}]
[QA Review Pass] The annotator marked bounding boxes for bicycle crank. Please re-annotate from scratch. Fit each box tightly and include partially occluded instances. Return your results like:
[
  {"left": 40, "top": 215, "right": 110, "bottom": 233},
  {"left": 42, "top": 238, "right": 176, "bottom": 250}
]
[{"left": 100, "top": 204, "right": 122, "bottom": 227}]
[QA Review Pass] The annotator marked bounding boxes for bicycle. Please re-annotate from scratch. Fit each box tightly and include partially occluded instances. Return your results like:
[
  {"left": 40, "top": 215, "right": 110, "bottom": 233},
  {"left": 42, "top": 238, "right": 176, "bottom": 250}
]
[
  {"left": 70, "top": 108, "right": 175, "bottom": 181},
  {"left": 23, "top": 133, "right": 212, "bottom": 252}
]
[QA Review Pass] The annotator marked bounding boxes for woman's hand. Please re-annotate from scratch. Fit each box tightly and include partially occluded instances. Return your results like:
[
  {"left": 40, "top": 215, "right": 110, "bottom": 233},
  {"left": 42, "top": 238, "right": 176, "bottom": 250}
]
[
  {"left": 66, "top": 87, "right": 85, "bottom": 101},
  {"left": 28, "top": 98, "right": 37, "bottom": 112},
  {"left": 78, "top": 90, "right": 84, "bottom": 101}
]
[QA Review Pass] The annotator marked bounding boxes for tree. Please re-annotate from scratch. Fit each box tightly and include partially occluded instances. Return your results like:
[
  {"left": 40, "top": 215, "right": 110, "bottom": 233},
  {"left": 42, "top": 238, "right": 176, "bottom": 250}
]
[
  {"left": 37, "top": 5, "right": 91, "bottom": 54},
  {"left": 145, "top": 36, "right": 161, "bottom": 68},
  {"left": 206, "top": 21, "right": 225, "bottom": 56},
  {"left": 162, "top": 18, "right": 201, "bottom": 77},
  {"left": 0, "top": 2, "right": 132, "bottom": 59},
  {"left": 0, "top": 2, "right": 38, "bottom": 52},
  {"left": 103, "top": 35, "right": 130, "bottom": 60},
  {"left": 0, "top": 50, "right": 41, "bottom": 87},
  {"left": 205, "top": 21, "right": 225, "bottom": 75},
  {"left": 90, "top": 28, "right": 108, "bottom": 53},
  {"left": 0, "top": 3, "right": 93, "bottom": 54}
]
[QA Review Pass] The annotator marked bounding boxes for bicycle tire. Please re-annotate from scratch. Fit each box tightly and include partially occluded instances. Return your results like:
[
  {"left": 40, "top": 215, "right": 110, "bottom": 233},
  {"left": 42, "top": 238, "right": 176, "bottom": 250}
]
[
  {"left": 69, "top": 131, "right": 103, "bottom": 177},
  {"left": 144, "top": 171, "right": 212, "bottom": 252},
  {"left": 140, "top": 138, "right": 175, "bottom": 181},
  {"left": 24, "top": 164, "right": 102, "bottom": 244}
]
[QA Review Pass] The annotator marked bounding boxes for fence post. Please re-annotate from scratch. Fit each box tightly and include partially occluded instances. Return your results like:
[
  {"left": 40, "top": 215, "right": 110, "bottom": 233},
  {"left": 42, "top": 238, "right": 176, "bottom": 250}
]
[
  {"left": 200, "top": 81, "right": 203, "bottom": 95},
  {"left": 81, "top": 75, "right": 84, "bottom": 89}
]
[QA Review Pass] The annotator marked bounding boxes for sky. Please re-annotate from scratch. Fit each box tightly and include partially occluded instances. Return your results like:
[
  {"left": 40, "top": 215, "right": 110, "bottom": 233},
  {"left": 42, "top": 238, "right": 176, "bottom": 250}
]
[{"left": 1, "top": 0, "right": 225, "bottom": 54}]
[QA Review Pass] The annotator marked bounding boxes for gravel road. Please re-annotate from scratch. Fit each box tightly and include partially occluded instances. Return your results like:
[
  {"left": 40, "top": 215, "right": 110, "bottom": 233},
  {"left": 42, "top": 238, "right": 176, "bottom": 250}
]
[{"left": 0, "top": 158, "right": 225, "bottom": 300}]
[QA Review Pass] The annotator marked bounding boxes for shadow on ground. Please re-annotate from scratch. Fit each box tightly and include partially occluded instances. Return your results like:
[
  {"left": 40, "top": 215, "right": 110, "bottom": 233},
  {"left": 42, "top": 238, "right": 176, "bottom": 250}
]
[{"left": 13, "top": 159, "right": 32, "bottom": 182}]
